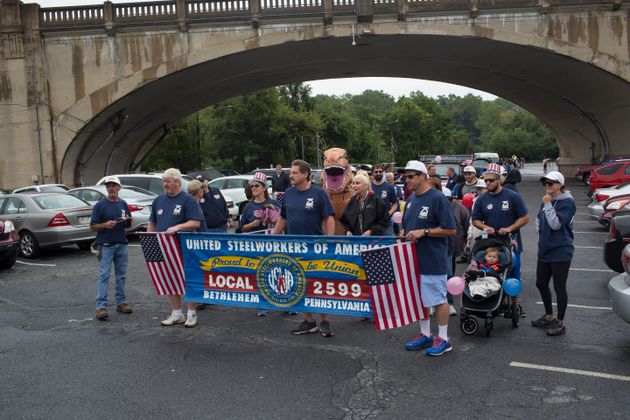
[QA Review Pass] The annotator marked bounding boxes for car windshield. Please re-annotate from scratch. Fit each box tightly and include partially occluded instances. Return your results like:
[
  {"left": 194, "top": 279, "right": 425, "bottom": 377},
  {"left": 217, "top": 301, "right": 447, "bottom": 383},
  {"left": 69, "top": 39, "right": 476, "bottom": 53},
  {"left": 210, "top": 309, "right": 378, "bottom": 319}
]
[
  {"left": 33, "top": 194, "right": 89, "bottom": 210},
  {"left": 433, "top": 164, "right": 458, "bottom": 178},
  {"left": 39, "top": 185, "right": 69, "bottom": 192}
]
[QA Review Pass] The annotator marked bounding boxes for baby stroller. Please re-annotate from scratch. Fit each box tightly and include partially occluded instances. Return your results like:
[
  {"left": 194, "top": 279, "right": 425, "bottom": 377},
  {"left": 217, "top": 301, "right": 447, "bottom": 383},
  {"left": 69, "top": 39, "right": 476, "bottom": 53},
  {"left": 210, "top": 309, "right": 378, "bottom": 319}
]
[{"left": 459, "top": 236, "right": 521, "bottom": 337}]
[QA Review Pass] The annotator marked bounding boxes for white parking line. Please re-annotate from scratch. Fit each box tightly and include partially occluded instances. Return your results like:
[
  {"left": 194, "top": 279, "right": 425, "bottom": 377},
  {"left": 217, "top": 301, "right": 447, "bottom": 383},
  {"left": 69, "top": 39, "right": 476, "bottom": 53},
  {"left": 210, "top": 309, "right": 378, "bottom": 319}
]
[
  {"left": 509, "top": 362, "right": 630, "bottom": 382},
  {"left": 535, "top": 302, "right": 612, "bottom": 310},
  {"left": 573, "top": 231, "right": 608, "bottom": 234},
  {"left": 15, "top": 260, "right": 57, "bottom": 267},
  {"left": 570, "top": 268, "right": 614, "bottom": 273},
  {"left": 572, "top": 221, "right": 598, "bottom": 223},
  {"left": 128, "top": 244, "right": 141, "bottom": 247},
  {"left": 574, "top": 246, "right": 602, "bottom": 249}
]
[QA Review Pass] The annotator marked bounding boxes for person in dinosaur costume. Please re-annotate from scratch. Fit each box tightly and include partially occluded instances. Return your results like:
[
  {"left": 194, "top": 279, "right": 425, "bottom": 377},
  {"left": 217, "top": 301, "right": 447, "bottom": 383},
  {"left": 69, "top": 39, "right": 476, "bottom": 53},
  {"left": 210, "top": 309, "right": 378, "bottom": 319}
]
[{"left": 321, "top": 147, "right": 354, "bottom": 235}]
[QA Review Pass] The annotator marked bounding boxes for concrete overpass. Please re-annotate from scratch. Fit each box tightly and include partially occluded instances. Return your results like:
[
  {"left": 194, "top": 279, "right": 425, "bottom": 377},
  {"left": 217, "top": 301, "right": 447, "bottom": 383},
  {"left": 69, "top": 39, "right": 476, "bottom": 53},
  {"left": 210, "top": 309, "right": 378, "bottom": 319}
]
[{"left": 1, "top": 0, "right": 630, "bottom": 188}]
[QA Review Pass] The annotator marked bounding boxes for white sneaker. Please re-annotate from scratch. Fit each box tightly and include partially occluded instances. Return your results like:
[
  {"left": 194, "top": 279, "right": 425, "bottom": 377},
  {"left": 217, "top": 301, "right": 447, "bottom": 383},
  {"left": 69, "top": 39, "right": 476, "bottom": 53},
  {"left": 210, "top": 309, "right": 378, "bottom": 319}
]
[
  {"left": 449, "top": 305, "right": 457, "bottom": 316},
  {"left": 161, "top": 314, "right": 185, "bottom": 326},
  {"left": 429, "top": 307, "right": 435, "bottom": 316},
  {"left": 184, "top": 314, "right": 197, "bottom": 328}
]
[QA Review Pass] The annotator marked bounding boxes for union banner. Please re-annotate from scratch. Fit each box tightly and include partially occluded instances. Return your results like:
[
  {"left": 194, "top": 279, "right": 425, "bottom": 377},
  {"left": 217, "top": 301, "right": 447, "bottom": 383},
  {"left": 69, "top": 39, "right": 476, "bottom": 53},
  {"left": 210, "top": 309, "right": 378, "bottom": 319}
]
[{"left": 178, "top": 233, "right": 396, "bottom": 317}]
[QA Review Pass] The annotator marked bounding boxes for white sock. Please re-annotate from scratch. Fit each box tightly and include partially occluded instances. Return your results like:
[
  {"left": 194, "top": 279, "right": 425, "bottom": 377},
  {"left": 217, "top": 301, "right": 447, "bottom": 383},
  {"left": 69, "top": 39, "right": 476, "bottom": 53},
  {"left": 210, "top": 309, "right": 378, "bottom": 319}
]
[
  {"left": 187, "top": 309, "right": 196, "bottom": 318},
  {"left": 419, "top": 320, "right": 431, "bottom": 336},
  {"left": 172, "top": 309, "right": 183, "bottom": 318},
  {"left": 438, "top": 324, "right": 448, "bottom": 341}
]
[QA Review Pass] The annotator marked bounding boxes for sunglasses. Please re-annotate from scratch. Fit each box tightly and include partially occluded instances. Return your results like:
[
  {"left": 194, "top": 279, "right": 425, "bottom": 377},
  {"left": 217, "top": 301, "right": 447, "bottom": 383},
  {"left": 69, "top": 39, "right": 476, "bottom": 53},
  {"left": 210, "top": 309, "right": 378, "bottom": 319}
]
[
  {"left": 541, "top": 180, "right": 558, "bottom": 187},
  {"left": 483, "top": 178, "right": 499, "bottom": 183},
  {"left": 249, "top": 183, "right": 263, "bottom": 188}
]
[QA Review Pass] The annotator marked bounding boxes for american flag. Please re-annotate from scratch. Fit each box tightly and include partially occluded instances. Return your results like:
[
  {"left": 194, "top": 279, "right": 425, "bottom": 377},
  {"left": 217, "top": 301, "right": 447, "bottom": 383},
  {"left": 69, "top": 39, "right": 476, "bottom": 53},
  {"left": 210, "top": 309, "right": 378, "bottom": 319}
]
[
  {"left": 139, "top": 233, "right": 185, "bottom": 295},
  {"left": 361, "top": 242, "right": 427, "bottom": 330}
]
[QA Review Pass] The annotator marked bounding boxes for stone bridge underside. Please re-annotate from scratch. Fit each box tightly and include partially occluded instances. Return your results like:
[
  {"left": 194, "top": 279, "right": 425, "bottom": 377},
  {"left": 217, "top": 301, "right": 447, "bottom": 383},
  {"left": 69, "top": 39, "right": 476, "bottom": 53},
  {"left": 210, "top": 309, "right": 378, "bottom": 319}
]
[{"left": 3, "top": 2, "right": 630, "bottom": 187}]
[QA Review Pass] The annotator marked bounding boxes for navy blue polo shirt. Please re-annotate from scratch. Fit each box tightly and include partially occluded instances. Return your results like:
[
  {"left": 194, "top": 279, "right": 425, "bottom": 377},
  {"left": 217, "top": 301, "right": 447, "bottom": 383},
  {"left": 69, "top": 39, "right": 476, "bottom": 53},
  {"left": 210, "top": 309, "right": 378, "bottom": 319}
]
[
  {"left": 200, "top": 188, "right": 228, "bottom": 229},
  {"left": 149, "top": 191, "right": 204, "bottom": 232},
  {"left": 90, "top": 198, "right": 131, "bottom": 244},
  {"left": 371, "top": 182, "right": 398, "bottom": 208},
  {"left": 280, "top": 184, "right": 335, "bottom": 235},
  {"left": 471, "top": 188, "right": 528, "bottom": 250}
]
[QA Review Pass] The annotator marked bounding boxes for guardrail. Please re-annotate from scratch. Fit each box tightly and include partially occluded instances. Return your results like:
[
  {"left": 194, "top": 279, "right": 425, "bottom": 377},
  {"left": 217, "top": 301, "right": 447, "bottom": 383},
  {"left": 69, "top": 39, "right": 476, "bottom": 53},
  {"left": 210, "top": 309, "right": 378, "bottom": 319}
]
[{"left": 38, "top": 0, "right": 626, "bottom": 31}]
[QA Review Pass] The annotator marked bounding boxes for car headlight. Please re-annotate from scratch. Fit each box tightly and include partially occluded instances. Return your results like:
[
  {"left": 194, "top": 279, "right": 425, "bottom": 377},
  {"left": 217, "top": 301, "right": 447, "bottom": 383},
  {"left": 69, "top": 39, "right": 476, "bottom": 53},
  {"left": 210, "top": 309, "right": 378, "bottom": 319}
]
[{"left": 3, "top": 220, "right": 15, "bottom": 233}]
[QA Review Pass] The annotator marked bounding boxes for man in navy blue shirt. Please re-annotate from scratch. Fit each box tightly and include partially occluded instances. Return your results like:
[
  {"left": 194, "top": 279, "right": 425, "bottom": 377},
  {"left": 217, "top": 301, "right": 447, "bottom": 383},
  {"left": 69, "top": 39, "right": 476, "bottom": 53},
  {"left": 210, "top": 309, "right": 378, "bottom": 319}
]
[
  {"left": 148, "top": 168, "right": 203, "bottom": 328},
  {"left": 196, "top": 175, "right": 228, "bottom": 232},
  {"left": 273, "top": 159, "right": 336, "bottom": 336},
  {"left": 91, "top": 175, "right": 133, "bottom": 320},
  {"left": 371, "top": 164, "right": 398, "bottom": 235},
  {"left": 401, "top": 161, "right": 456, "bottom": 357},
  {"left": 472, "top": 163, "right": 529, "bottom": 312}
]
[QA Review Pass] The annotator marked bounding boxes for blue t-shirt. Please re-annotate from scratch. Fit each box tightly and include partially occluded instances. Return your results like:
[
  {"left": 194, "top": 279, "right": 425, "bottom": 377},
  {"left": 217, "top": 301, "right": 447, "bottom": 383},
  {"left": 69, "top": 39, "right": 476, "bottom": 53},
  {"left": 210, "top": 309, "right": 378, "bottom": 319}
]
[
  {"left": 149, "top": 191, "right": 204, "bottom": 232},
  {"left": 402, "top": 188, "right": 456, "bottom": 275},
  {"left": 200, "top": 188, "right": 228, "bottom": 229},
  {"left": 371, "top": 182, "right": 398, "bottom": 208},
  {"left": 280, "top": 184, "right": 335, "bottom": 235},
  {"left": 90, "top": 198, "right": 131, "bottom": 245},
  {"left": 471, "top": 188, "right": 528, "bottom": 251},
  {"left": 240, "top": 198, "right": 281, "bottom": 228}
]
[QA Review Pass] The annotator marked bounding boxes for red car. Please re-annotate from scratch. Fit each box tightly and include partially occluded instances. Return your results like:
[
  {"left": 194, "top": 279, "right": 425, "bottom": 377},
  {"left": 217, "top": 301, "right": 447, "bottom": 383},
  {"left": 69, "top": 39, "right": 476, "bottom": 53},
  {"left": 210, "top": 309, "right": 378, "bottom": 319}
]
[
  {"left": 0, "top": 218, "right": 20, "bottom": 269},
  {"left": 576, "top": 156, "right": 630, "bottom": 185},
  {"left": 589, "top": 161, "right": 630, "bottom": 193},
  {"left": 599, "top": 194, "right": 630, "bottom": 228}
]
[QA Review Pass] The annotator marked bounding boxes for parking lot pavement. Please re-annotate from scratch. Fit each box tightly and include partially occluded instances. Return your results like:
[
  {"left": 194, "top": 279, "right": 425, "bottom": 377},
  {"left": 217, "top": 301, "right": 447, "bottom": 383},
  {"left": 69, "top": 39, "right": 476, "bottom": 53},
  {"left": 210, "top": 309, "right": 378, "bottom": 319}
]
[{"left": 1, "top": 179, "right": 630, "bottom": 418}]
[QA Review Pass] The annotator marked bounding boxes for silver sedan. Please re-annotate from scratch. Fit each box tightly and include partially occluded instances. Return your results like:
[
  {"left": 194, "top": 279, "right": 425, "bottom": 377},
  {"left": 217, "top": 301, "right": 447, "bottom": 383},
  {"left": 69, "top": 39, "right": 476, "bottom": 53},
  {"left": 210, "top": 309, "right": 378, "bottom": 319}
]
[
  {"left": 67, "top": 185, "right": 156, "bottom": 232},
  {"left": 0, "top": 193, "right": 95, "bottom": 258},
  {"left": 608, "top": 244, "right": 630, "bottom": 324}
]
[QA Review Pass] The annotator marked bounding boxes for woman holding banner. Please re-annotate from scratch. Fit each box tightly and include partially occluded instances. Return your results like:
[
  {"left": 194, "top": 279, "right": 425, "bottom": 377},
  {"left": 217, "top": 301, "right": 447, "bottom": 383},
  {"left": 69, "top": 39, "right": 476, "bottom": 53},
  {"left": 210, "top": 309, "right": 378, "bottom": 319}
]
[
  {"left": 340, "top": 171, "right": 390, "bottom": 237},
  {"left": 238, "top": 172, "right": 281, "bottom": 233}
]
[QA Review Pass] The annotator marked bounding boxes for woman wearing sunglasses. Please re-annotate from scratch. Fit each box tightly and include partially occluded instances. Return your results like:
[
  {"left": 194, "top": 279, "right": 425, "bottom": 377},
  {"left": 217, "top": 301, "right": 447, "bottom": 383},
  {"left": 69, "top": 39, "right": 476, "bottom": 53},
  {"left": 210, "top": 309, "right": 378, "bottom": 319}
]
[{"left": 532, "top": 171, "right": 576, "bottom": 336}]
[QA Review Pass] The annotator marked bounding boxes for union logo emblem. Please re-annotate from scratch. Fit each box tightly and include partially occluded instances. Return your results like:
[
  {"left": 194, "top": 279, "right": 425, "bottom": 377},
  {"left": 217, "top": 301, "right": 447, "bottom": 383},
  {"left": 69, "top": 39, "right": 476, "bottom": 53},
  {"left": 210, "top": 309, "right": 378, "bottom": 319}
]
[{"left": 256, "top": 254, "right": 306, "bottom": 307}]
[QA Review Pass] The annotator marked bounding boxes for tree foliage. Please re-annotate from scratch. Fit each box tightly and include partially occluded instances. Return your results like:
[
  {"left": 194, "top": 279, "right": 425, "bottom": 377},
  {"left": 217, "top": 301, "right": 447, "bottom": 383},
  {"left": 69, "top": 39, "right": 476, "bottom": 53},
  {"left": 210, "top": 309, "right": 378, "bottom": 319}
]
[{"left": 142, "top": 84, "right": 559, "bottom": 173}]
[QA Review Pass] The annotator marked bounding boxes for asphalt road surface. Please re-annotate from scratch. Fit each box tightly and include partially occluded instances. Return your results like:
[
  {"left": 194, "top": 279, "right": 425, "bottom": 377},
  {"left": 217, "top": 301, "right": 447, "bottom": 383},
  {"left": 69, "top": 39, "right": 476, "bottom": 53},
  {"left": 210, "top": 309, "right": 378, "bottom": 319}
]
[{"left": 2, "top": 174, "right": 629, "bottom": 419}]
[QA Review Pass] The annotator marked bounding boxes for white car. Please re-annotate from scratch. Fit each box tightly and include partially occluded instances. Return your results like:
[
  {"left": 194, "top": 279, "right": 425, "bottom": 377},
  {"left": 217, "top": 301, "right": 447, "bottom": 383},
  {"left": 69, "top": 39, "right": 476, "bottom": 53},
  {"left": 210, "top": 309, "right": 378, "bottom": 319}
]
[
  {"left": 208, "top": 175, "right": 273, "bottom": 213},
  {"left": 96, "top": 173, "right": 238, "bottom": 218},
  {"left": 12, "top": 184, "right": 69, "bottom": 194},
  {"left": 587, "top": 182, "right": 630, "bottom": 219}
]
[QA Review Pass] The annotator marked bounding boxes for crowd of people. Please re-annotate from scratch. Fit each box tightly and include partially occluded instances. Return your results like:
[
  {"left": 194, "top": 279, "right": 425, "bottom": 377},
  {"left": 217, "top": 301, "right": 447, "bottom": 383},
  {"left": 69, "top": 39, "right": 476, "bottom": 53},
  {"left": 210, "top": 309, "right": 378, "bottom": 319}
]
[{"left": 90, "top": 156, "right": 576, "bottom": 356}]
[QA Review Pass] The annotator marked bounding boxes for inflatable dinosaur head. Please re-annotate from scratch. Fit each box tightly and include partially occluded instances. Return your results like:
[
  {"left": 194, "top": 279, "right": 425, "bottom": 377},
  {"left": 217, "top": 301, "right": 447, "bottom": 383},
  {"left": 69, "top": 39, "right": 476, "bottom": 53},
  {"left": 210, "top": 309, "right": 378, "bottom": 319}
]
[{"left": 322, "top": 147, "right": 352, "bottom": 193}]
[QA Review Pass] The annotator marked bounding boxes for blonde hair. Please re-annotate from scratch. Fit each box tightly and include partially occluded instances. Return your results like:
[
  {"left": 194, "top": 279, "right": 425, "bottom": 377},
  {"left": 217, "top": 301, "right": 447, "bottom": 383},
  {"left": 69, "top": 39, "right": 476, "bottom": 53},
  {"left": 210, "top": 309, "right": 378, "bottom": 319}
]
[
  {"left": 162, "top": 168, "right": 182, "bottom": 182},
  {"left": 353, "top": 171, "right": 371, "bottom": 191},
  {"left": 187, "top": 179, "right": 203, "bottom": 194}
]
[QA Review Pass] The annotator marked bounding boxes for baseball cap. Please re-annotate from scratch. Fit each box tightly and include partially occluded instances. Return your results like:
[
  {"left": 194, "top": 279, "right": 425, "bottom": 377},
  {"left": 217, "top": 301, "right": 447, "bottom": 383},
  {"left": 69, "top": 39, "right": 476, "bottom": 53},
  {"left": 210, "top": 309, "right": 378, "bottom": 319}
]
[
  {"left": 403, "top": 160, "right": 428, "bottom": 175},
  {"left": 162, "top": 168, "right": 182, "bottom": 181},
  {"left": 475, "top": 179, "right": 487, "bottom": 188},
  {"left": 442, "top": 187, "right": 452, "bottom": 197},
  {"left": 195, "top": 174, "right": 207, "bottom": 182},
  {"left": 250, "top": 172, "right": 268, "bottom": 186},
  {"left": 541, "top": 171, "right": 565, "bottom": 186},
  {"left": 103, "top": 175, "right": 121, "bottom": 186},
  {"left": 485, "top": 163, "right": 502, "bottom": 176},
  {"left": 463, "top": 165, "right": 476, "bottom": 173}
]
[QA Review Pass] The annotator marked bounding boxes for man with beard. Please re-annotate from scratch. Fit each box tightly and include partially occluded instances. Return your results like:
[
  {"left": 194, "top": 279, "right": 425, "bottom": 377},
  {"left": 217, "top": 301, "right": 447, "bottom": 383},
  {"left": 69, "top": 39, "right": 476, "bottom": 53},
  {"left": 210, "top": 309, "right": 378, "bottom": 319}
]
[
  {"left": 459, "top": 165, "right": 479, "bottom": 198},
  {"left": 371, "top": 164, "right": 399, "bottom": 236},
  {"left": 472, "top": 163, "right": 529, "bottom": 314}
]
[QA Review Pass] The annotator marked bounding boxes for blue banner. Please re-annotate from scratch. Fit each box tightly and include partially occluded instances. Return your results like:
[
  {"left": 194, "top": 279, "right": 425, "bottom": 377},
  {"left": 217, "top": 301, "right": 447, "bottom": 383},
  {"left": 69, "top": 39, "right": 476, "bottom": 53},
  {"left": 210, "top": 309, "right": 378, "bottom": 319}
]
[{"left": 179, "top": 233, "right": 396, "bottom": 317}]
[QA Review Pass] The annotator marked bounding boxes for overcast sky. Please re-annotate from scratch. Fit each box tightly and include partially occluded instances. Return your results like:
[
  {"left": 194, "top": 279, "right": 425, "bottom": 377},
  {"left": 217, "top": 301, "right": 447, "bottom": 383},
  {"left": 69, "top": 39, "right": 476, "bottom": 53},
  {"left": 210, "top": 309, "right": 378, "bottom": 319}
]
[{"left": 26, "top": 0, "right": 496, "bottom": 100}]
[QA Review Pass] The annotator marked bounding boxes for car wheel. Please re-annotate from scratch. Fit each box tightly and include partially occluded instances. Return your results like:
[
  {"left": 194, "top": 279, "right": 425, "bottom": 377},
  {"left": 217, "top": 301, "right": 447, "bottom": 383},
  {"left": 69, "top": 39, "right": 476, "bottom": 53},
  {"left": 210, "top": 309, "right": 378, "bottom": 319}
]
[
  {"left": 19, "top": 231, "right": 40, "bottom": 259},
  {"left": 583, "top": 173, "right": 590, "bottom": 185},
  {"left": 76, "top": 240, "right": 92, "bottom": 251},
  {"left": 0, "top": 251, "right": 17, "bottom": 269}
]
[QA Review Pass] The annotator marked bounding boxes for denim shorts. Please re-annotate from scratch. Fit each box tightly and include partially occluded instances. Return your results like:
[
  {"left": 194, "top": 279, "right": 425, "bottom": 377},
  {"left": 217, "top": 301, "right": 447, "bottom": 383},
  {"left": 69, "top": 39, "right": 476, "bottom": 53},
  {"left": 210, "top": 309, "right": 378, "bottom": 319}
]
[{"left": 420, "top": 274, "right": 448, "bottom": 307}]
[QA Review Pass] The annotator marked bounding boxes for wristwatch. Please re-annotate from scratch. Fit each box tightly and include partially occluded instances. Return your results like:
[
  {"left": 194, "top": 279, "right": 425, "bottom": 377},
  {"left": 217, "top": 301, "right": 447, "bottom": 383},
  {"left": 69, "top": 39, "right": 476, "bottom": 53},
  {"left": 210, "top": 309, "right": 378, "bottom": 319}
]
[{"left": 424, "top": 228, "right": 430, "bottom": 237}]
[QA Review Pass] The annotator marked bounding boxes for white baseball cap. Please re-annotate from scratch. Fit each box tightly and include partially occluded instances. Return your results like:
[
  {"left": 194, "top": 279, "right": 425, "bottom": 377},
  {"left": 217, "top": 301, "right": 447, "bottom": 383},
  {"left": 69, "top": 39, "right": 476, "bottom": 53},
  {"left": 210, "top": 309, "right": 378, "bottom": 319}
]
[
  {"left": 103, "top": 175, "right": 121, "bottom": 186},
  {"left": 463, "top": 165, "right": 476, "bottom": 173},
  {"left": 541, "top": 171, "right": 565, "bottom": 186},
  {"left": 475, "top": 179, "right": 487, "bottom": 188},
  {"left": 442, "top": 187, "right": 452, "bottom": 197},
  {"left": 403, "top": 160, "right": 428, "bottom": 175}
]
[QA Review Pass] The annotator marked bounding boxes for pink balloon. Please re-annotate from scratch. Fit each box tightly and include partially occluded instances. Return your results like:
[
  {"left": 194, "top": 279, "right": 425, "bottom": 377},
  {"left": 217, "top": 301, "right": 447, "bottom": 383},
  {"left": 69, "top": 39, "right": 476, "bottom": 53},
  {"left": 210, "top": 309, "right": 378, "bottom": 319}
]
[
  {"left": 392, "top": 211, "right": 403, "bottom": 224},
  {"left": 435, "top": 155, "right": 443, "bottom": 163},
  {"left": 447, "top": 276, "right": 465, "bottom": 295}
]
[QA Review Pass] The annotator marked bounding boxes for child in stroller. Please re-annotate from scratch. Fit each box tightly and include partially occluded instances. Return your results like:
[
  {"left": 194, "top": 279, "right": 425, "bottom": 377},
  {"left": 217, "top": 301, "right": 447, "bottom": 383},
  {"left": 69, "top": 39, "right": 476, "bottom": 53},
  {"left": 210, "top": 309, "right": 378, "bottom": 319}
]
[{"left": 459, "top": 237, "right": 521, "bottom": 337}]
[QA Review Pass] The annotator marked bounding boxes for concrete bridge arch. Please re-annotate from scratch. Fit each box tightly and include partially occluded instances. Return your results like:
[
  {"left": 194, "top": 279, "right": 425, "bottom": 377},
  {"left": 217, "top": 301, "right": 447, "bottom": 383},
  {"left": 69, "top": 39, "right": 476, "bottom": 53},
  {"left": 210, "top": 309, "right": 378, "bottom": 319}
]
[{"left": 2, "top": 0, "right": 630, "bottom": 187}]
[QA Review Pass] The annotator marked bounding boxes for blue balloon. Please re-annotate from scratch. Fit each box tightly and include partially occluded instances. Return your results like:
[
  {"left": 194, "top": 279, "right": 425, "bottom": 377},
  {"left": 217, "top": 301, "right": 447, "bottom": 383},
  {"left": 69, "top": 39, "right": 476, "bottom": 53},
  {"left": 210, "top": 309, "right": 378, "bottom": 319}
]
[
  {"left": 511, "top": 251, "right": 517, "bottom": 268},
  {"left": 503, "top": 278, "right": 522, "bottom": 296}
]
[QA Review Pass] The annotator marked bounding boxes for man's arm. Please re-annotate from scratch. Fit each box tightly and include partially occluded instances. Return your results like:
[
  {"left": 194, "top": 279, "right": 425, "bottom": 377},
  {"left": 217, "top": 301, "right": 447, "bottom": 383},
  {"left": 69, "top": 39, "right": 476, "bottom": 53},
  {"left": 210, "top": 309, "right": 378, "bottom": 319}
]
[
  {"left": 272, "top": 217, "right": 286, "bottom": 235},
  {"left": 406, "top": 227, "right": 456, "bottom": 242},
  {"left": 498, "top": 215, "right": 529, "bottom": 235},
  {"left": 147, "top": 221, "right": 156, "bottom": 233},
  {"left": 91, "top": 220, "right": 117, "bottom": 232},
  {"left": 323, "top": 215, "right": 335, "bottom": 235},
  {"left": 165, "top": 220, "right": 201, "bottom": 235}
]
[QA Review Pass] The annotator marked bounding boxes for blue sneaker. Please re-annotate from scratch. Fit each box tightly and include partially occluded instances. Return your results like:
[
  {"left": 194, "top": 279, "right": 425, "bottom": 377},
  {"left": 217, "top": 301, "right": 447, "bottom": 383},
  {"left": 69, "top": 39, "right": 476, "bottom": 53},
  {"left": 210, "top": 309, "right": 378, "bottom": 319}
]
[
  {"left": 404, "top": 334, "right": 433, "bottom": 351},
  {"left": 425, "top": 336, "right": 452, "bottom": 356},
  {"left": 257, "top": 309, "right": 268, "bottom": 317}
]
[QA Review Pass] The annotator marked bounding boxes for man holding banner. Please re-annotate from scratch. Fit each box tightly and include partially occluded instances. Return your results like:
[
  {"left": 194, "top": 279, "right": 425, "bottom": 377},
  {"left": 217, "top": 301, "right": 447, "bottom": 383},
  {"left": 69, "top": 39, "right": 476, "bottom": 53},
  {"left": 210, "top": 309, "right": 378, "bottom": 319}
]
[
  {"left": 147, "top": 168, "right": 203, "bottom": 328},
  {"left": 272, "top": 159, "right": 336, "bottom": 337},
  {"left": 400, "top": 161, "right": 456, "bottom": 357}
]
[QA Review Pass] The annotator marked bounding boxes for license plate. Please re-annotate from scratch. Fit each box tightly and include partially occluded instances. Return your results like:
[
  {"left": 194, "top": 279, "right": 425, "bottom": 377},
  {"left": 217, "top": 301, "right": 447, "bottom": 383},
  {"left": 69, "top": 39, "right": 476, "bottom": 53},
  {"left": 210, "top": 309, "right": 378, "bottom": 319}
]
[{"left": 78, "top": 216, "right": 90, "bottom": 225}]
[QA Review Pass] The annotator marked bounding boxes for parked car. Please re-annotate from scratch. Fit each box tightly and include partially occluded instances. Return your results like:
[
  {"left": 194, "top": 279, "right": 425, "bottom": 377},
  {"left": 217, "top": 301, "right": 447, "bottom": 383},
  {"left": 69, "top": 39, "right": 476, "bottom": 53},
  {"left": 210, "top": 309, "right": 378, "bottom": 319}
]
[
  {"left": 208, "top": 175, "right": 272, "bottom": 212},
  {"left": 589, "top": 161, "right": 630, "bottom": 193},
  {"left": 67, "top": 185, "right": 157, "bottom": 232},
  {"left": 96, "top": 173, "right": 238, "bottom": 219},
  {"left": 576, "top": 156, "right": 630, "bottom": 185},
  {"left": 0, "top": 193, "right": 95, "bottom": 258},
  {"left": 604, "top": 209, "right": 630, "bottom": 273},
  {"left": 12, "top": 184, "right": 69, "bottom": 194},
  {"left": 598, "top": 194, "right": 630, "bottom": 228},
  {"left": 587, "top": 182, "right": 630, "bottom": 220},
  {"left": 608, "top": 244, "right": 630, "bottom": 324},
  {"left": 0, "top": 218, "right": 20, "bottom": 269}
]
